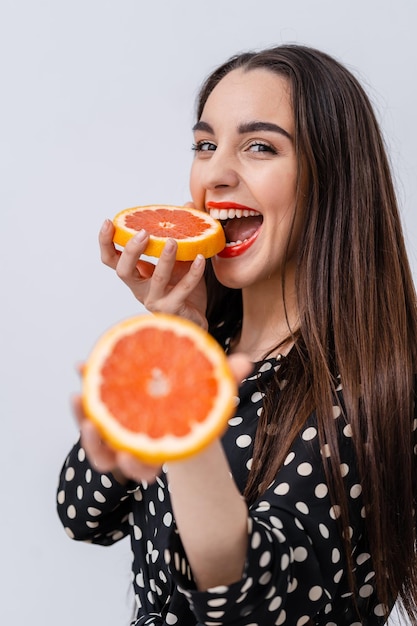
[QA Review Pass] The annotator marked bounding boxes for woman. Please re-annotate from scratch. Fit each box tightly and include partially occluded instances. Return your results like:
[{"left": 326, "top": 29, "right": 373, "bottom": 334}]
[{"left": 57, "top": 45, "right": 417, "bottom": 624}]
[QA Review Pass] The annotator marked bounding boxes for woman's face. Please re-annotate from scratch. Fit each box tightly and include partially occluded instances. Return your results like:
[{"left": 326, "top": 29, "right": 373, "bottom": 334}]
[{"left": 190, "top": 67, "right": 305, "bottom": 291}]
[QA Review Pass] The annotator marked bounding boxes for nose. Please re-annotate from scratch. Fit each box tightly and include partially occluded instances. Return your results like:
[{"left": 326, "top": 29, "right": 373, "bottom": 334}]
[{"left": 199, "top": 148, "right": 240, "bottom": 190}]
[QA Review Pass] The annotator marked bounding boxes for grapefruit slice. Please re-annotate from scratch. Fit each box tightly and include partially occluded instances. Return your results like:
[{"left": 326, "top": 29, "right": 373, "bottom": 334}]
[
  {"left": 112, "top": 205, "right": 226, "bottom": 261},
  {"left": 81, "top": 314, "right": 237, "bottom": 464}
]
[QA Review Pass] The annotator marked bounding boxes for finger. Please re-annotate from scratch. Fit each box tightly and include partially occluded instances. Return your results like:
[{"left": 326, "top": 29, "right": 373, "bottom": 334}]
[
  {"left": 117, "top": 451, "right": 161, "bottom": 484},
  {"left": 136, "top": 259, "right": 156, "bottom": 279},
  {"left": 148, "top": 254, "right": 206, "bottom": 314},
  {"left": 79, "top": 419, "right": 118, "bottom": 473},
  {"left": 99, "top": 219, "right": 121, "bottom": 269},
  {"left": 183, "top": 201, "right": 196, "bottom": 209},
  {"left": 145, "top": 239, "right": 178, "bottom": 305},
  {"left": 115, "top": 230, "right": 150, "bottom": 282}
]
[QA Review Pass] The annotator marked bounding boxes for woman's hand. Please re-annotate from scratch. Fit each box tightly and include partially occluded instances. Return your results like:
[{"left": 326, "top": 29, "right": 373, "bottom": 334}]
[
  {"left": 99, "top": 216, "right": 208, "bottom": 329},
  {"left": 73, "top": 395, "right": 162, "bottom": 485},
  {"left": 73, "top": 354, "right": 251, "bottom": 488}
]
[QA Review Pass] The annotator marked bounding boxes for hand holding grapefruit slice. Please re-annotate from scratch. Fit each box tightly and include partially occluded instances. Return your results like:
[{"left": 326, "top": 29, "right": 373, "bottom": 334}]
[
  {"left": 81, "top": 314, "right": 237, "bottom": 464},
  {"left": 112, "top": 205, "right": 225, "bottom": 261}
]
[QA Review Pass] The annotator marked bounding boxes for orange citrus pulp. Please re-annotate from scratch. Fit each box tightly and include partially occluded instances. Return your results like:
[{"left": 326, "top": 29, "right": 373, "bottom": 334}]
[
  {"left": 81, "top": 314, "right": 237, "bottom": 463},
  {"left": 112, "top": 205, "right": 226, "bottom": 261}
]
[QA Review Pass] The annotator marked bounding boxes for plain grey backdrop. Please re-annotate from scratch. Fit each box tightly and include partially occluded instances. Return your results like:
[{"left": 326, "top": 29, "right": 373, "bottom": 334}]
[{"left": 1, "top": 1, "right": 416, "bottom": 624}]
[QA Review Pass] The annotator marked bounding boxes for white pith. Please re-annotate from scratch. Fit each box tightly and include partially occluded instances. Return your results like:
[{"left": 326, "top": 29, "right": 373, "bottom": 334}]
[{"left": 208, "top": 208, "right": 262, "bottom": 246}]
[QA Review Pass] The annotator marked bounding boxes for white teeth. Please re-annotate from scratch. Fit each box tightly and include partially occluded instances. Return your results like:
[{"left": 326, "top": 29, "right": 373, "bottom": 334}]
[
  {"left": 209, "top": 208, "right": 259, "bottom": 220},
  {"left": 225, "top": 239, "right": 246, "bottom": 247}
]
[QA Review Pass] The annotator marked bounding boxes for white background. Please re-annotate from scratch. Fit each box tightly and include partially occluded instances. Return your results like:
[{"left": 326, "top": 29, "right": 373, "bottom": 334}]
[{"left": 1, "top": 1, "right": 416, "bottom": 624}]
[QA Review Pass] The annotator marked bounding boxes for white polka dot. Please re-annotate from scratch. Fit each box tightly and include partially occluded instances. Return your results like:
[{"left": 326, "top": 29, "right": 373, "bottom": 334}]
[
  {"left": 67, "top": 505, "right": 76, "bottom": 519},
  {"left": 297, "top": 462, "right": 313, "bottom": 476},
  {"left": 149, "top": 501, "right": 156, "bottom": 516},
  {"left": 293, "top": 546, "right": 308, "bottom": 562},
  {"left": 207, "top": 598, "right": 227, "bottom": 607},
  {"left": 99, "top": 475, "right": 111, "bottom": 488},
  {"left": 228, "top": 416, "right": 243, "bottom": 426},
  {"left": 319, "top": 523, "right": 329, "bottom": 538},
  {"left": 329, "top": 505, "right": 341, "bottom": 519},
  {"left": 356, "top": 552, "right": 371, "bottom": 565},
  {"left": 246, "top": 457, "right": 253, "bottom": 470},
  {"left": 287, "top": 577, "right": 298, "bottom": 593},
  {"left": 350, "top": 484, "right": 362, "bottom": 498},
  {"left": 268, "top": 596, "right": 282, "bottom": 611},
  {"left": 274, "top": 482, "right": 290, "bottom": 495},
  {"left": 359, "top": 584, "right": 374, "bottom": 598},
  {"left": 65, "top": 527, "right": 75, "bottom": 538},
  {"left": 374, "top": 603, "right": 388, "bottom": 617},
  {"left": 87, "top": 507, "right": 101, "bottom": 516},
  {"left": 270, "top": 516, "right": 283, "bottom": 529},
  {"left": 112, "top": 530, "right": 124, "bottom": 541},
  {"left": 251, "top": 531, "right": 262, "bottom": 549},
  {"left": 332, "top": 405, "right": 341, "bottom": 418},
  {"left": 85, "top": 469, "right": 92, "bottom": 483},
  {"left": 78, "top": 447, "right": 86, "bottom": 462},
  {"left": 332, "top": 548, "right": 341, "bottom": 563},
  {"left": 165, "top": 612, "right": 178, "bottom": 624},
  {"left": 134, "top": 525, "right": 142, "bottom": 540},
  {"left": 315, "top": 483, "right": 328, "bottom": 498},
  {"left": 240, "top": 577, "right": 253, "bottom": 593},
  {"left": 272, "top": 528, "right": 286, "bottom": 543},
  {"left": 308, "top": 585, "right": 323, "bottom": 602},
  {"left": 163, "top": 512, "right": 173, "bottom": 527},
  {"left": 94, "top": 490, "right": 106, "bottom": 503},
  {"left": 236, "top": 434, "right": 252, "bottom": 448},
  {"left": 65, "top": 467, "right": 75, "bottom": 481},
  {"left": 77, "top": 485, "right": 83, "bottom": 500},
  {"left": 259, "top": 571, "right": 272, "bottom": 585},
  {"left": 281, "top": 553, "right": 290, "bottom": 570},
  {"left": 295, "top": 501, "right": 309, "bottom": 515},
  {"left": 321, "top": 444, "right": 331, "bottom": 457},
  {"left": 259, "top": 361, "right": 272, "bottom": 372},
  {"left": 251, "top": 391, "right": 264, "bottom": 403},
  {"left": 297, "top": 615, "right": 312, "bottom": 625},
  {"left": 86, "top": 520, "right": 99, "bottom": 528},
  {"left": 334, "top": 569, "right": 343, "bottom": 583},
  {"left": 275, "top": 610, "right": 286, "bottom": 625},
  {"left": 259, "top": 551, "right": 271, "bottom": 567},
  {"left": 256, "top": 500, "right": 271, "bottom": 512},
  {"left": 57, "top": 490, "right": 65, "bottom": 505},
  {"left": 343, "top": 424, "right": 353, "bottom": 437},
  {"left": 340, "top": 463, "right": 349, "bottom": 477},
  {"left": 302, "top": 427, "right": 317, "bottom": 441},
  {"left": 284, "top": 451, "right": 295, "bottom": 465}
]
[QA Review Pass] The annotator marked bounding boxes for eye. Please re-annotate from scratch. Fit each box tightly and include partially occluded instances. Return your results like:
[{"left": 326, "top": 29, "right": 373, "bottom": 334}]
[
  {"left": 247, "top": 141, "right": 277, "bottom": 154},
  {"left": 192, "top": 141, "right": 217, "bottom": 152}
]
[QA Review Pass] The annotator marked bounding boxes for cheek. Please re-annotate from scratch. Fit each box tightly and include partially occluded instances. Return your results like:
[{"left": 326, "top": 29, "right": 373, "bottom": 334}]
[{"left": 189, "top": 163, "right": 204, "bottom": 209}]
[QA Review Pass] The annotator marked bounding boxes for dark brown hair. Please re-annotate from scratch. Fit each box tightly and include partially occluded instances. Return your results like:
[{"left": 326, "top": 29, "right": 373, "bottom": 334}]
[{"left": 199, "top": 45, "right": 417, "bottom": 620}]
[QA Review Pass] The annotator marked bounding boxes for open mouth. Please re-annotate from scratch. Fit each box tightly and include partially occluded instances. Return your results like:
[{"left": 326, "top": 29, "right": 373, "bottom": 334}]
[{"left": 208, "top": 204, "right": 263, "bottom": 256}]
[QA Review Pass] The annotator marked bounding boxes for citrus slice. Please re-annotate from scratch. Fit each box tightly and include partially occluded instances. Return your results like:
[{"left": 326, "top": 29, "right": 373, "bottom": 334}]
[
  {"left": 112, "top": 205, "right": 225, "bottom": 261},
  {"left": 81, "top": 313, "right": 237, "bottom": 464}
]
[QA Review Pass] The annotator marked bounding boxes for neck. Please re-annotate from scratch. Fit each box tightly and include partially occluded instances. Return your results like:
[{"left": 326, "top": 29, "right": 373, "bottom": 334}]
[{"left": 230, "top": 278, "right": 299, "bottom": 362}]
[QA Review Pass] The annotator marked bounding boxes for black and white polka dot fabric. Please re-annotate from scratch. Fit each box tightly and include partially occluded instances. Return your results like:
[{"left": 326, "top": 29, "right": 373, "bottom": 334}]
[{"left": 57, "top": 339, "right": 391, "bottom": 625}]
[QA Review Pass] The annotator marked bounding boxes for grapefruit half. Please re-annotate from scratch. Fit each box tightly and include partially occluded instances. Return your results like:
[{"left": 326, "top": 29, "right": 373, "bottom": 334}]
[
  {"left": 81, "top": 314, "right": 237, "bottom": 464},
  {"left": 112, "top": 205, "right": 226, "bottom": 260}
]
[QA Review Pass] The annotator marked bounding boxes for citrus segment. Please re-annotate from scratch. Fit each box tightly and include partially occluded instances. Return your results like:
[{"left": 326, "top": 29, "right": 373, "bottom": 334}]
[
  {"left": 81, "top": 314, "right": 237, "bottom": 463},
  {"left": 112, "top": 205, "right": 226, "bottom": 260}
]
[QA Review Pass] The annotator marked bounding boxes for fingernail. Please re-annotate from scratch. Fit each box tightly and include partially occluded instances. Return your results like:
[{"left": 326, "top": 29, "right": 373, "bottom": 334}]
[
  {"left": 163, "top": 239, "right": 177, "bottom": 254},
  {"left": 193, "top": 254, "right": 204, "bottom": 268},
  {"left": 100, "top": 219, "right": 111, "bottom": 233},
  {"left": 133, "top": 229, "right": 147, "bottom": 243}
]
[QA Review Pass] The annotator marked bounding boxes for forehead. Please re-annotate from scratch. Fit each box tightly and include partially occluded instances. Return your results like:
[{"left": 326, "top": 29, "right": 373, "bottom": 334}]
[{"left": 200, "top": 68, "right": 294, "bottom": 130}]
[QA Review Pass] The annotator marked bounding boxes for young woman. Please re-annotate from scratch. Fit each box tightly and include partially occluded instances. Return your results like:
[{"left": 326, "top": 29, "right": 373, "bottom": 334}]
[{"left": 57, "top": 45, "right": 417, "bottom": 625}]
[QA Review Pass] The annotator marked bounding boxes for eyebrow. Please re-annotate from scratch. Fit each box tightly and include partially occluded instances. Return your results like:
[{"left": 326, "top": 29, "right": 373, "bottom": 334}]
[{"left": 192, "top": 119, "right": 292, "bottom": 141}]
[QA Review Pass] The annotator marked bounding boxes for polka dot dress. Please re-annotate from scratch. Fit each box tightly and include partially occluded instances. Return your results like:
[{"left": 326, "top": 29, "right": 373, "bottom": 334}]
[{"left": 57, "top": 332, "right": 391, "bottom": 625}]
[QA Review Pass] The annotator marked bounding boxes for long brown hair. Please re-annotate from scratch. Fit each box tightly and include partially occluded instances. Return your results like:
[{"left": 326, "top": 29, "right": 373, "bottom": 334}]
[{"left": 199, "top": 45, "right": 417, "bottom": 620}]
